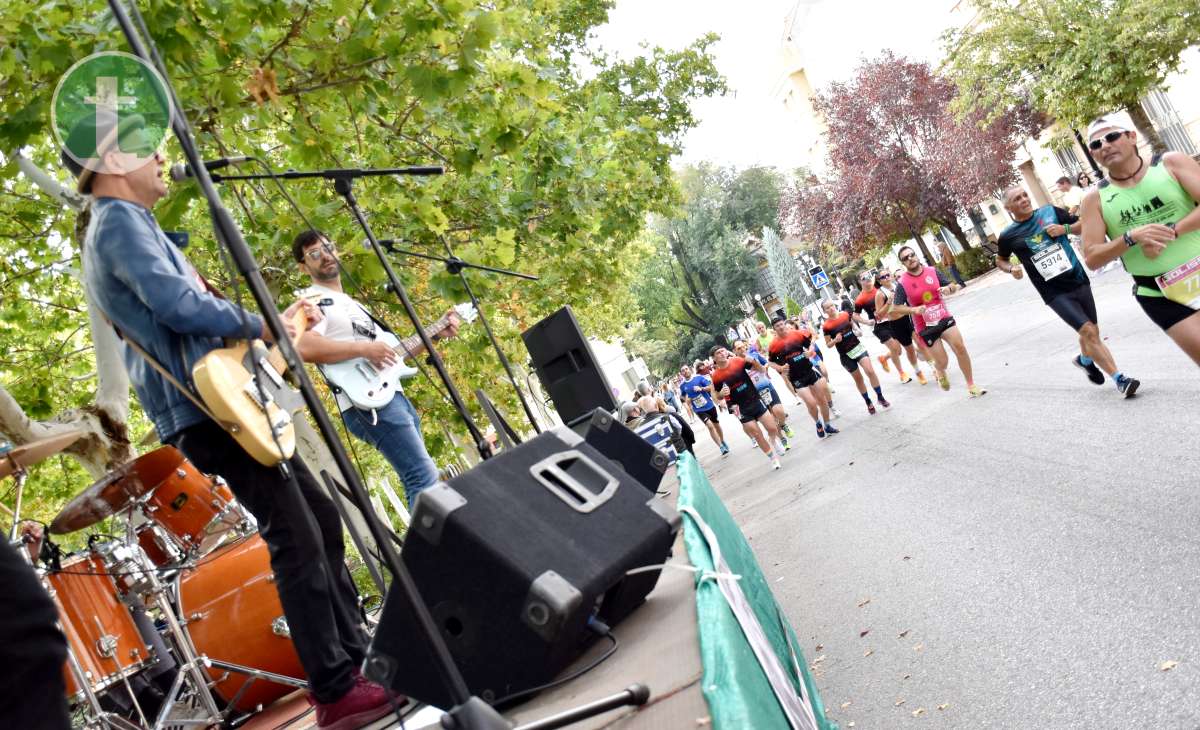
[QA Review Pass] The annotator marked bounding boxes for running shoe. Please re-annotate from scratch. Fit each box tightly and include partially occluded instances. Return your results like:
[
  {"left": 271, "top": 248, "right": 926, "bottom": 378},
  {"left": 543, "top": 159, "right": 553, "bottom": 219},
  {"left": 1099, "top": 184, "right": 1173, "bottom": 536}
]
[
  {"left": 967, "top": 384, "right": 987, "bottom": 398},
  {"left": 1073, "top": 355, "right": 1105, "bottom": 385},
  {"left": 771, "top": 457, "right": 781, "bottom": 470},
  {"left": 878, "top": 396, "right": 891, "bottom": 408},
  {"left": 824, "top": 423, "right": 840, "bottom": 435},
  {"left": 719, "top": 442, "right": 729, "bottom": 457},
  {"left": 877, "top": 355, "right": 890, "bottom": 373},
  {"left": 815, "top": 423, "right": 826, "bottom": 439},
  {"left": 1116, "top": 375, "right": 1140, "bottom": 398},
  {"left": 779, "top": 434, "right": 790, "bottom": 450},
  {"left": 781, "top": 423, "right": 794, "bottom": 438},
  {"left": 866, "top": 402, "right": 876, "bottom": 415},
  {"left": 899, "top": 372, "right": 912, "bottom": 384},
  {"left": 937, "top": 372, "right": 950, "bottom": 391},
  {"left": 916, "top": 371, "right": 928, "bottom": 385},
  {"left": 830, "top": 406, "right": 842, "bottom": 419}
]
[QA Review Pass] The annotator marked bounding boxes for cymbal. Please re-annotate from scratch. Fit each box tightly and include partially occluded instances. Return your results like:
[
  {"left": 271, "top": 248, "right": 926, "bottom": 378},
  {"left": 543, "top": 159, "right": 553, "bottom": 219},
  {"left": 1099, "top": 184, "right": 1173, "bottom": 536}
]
[
  {"left": 0, "top": 430, "right": 83, "bottom": 480},
  {"left": 50, "top": 446, "right": 185, "bottom": 535}
]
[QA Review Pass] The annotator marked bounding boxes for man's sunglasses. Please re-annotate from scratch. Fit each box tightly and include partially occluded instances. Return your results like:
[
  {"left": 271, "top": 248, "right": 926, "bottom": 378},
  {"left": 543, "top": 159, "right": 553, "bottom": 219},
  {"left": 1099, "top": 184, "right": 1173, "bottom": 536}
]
[
  {"left": 900, "top": 253, "right": 917, "bottom": 262},
  {"left": 303, "top": 245, "right": 336, "bottom": 262},
  {"left": 1088, "top": 131, "right": 1127, "bottom": 151},
  {"left": 878, "top": 273, "right": 891, "bottom": 280}
]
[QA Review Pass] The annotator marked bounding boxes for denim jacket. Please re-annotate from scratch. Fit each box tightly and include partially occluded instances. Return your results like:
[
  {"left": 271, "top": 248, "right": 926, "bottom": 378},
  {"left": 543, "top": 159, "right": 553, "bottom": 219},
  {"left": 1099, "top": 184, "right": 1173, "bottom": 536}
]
[{"left": 81, "top": 197, "right": 263, "bottom": 441}]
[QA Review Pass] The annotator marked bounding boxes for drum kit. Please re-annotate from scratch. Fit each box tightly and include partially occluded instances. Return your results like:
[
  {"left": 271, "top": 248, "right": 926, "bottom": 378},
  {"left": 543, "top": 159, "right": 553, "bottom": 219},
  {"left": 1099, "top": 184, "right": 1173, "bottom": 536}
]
[{"left": 2, "top": 435, "right": 309, "bottom": 729}]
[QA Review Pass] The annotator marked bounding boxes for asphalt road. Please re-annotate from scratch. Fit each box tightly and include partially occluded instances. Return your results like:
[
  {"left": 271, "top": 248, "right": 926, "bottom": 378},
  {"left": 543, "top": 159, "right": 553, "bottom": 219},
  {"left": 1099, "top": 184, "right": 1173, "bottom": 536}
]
[{"left": 689, "top": 266, "right": 1200, "bottom": 730}]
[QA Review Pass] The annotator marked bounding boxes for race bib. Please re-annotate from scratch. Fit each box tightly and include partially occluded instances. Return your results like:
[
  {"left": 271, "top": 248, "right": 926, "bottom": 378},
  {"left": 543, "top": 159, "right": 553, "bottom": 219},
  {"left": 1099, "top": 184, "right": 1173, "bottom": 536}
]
[
  {"left": 758, "top": 388, "right": 774, "bottom": 408},
  {"left": 922, "top": 301, "right": 949, "bottom": 327},
  {"left": 691, "top": 395, "right": 708, "bottom": 408},
  {"left": 845, "top": 343, "right": 867, "bottom": 360},
  {"left": 1155, "top": 254, "right": 1200, "bottom": 310},
  {"left": 1032, "top": 244, "right": 1073, "bottom": 280}
]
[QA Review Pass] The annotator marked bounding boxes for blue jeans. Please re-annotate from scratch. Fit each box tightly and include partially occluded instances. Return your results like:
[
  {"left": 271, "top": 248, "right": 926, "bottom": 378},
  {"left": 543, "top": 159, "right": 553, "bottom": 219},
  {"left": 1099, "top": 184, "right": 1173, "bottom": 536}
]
[{"left": 343, "top": 392, "right": 439, "bottom": 507}]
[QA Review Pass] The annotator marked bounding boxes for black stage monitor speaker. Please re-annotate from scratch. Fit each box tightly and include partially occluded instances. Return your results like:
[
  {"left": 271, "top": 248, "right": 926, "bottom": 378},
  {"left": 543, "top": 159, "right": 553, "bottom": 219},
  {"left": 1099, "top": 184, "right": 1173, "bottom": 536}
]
[
  {"left": 363, "top": 426, "right": 680, "bottom": 709},
  {"left": 574, "top": 408, "right": 668, "bottom": 494},
  {"left": 522, "top": 306, "right": 617, "bottom": 425}
]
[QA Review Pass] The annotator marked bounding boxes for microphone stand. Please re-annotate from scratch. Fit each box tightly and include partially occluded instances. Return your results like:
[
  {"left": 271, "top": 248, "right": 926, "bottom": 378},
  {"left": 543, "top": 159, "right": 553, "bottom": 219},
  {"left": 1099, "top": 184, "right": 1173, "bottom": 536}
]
[
  {"left": 203, "top": 166, "right": 494, "bottom": 461},
  {"left": 377, "top": 238, "right": 543, "bottom": 435},
  {"left": 108, "top": 3, "right": 506, "bottom": 727}
]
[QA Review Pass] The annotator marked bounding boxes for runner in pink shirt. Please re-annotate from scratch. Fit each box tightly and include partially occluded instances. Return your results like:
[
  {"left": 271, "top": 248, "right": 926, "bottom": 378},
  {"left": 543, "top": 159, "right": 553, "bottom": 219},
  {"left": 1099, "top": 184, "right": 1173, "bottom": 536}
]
[{"left": 892, "top": 246, "right": 985, "bottom": 397}]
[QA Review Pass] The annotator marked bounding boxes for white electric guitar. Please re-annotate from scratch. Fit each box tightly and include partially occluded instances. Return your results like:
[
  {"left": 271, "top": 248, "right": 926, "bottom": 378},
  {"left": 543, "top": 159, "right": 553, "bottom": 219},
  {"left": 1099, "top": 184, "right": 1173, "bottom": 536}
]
[{"left": 320, "top": 303, "right": 477, "bottom": 410}]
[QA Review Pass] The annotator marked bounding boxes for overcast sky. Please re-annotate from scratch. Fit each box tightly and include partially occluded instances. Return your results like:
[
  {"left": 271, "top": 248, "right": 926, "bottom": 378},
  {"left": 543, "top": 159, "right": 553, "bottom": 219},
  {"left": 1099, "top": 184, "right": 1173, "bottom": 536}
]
[{"left": 588, "top": 0, "right": 960, "bottom": 170}]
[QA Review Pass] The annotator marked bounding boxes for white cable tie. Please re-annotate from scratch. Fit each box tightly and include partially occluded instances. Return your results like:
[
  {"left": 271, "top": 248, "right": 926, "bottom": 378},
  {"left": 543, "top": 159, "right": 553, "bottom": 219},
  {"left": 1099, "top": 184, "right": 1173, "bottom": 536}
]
[{"left": 625, "top": 562, "right": 741, "bottom": 583}]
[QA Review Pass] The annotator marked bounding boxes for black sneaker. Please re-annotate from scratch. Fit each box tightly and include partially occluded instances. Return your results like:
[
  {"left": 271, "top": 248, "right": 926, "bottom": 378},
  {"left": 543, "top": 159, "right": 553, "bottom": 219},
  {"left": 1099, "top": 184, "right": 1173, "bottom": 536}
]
[
  {"left": 1116, "top": 375, "right": 1140, "bottom": 399},
  {"left": 1073, "top": 355, "right": 1104, "bottom": 385}
]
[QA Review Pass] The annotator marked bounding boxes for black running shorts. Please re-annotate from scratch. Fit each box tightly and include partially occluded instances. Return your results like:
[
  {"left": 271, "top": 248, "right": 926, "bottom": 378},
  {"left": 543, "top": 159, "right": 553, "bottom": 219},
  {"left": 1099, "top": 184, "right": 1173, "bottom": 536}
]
[
  {"left": 1047, "top": 285, "right": 1098, "bottom": 332},
  {"left": 919, "top": 317, "right": 957, "bottom": 347},
  {"left": 696, "top": 407, "right": 719, "bottom": 424},
  {"left": 1136, "top": 293, "right": 1198, "bottom": 331},
  {"left": 872, "top": 321, "right": 894, "bottom": 343},
  {"left": 790, "top": 369, "right": 820, "bottom": 389},
  {"left": 891, "top": 322, "right": 914, "bottom": 347},
  {"left": 735, "top": 399, "right": 768, "bottom": 423},
  {"left": 839, "top": 352, "right": 863, "bottom": 373}
]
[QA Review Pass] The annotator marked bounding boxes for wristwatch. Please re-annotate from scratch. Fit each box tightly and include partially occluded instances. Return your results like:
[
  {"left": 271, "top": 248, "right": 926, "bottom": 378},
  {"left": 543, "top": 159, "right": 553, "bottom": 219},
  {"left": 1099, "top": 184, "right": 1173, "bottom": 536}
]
[{"left": 1123, "top": 231, "right": 1136, "bottom": 248}]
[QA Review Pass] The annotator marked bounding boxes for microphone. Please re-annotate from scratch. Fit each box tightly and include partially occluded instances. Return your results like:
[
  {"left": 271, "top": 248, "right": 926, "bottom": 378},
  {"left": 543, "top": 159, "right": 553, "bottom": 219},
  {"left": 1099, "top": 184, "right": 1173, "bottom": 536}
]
[{"left": 170, "top": 156, "right": 254, "bottom": 181}]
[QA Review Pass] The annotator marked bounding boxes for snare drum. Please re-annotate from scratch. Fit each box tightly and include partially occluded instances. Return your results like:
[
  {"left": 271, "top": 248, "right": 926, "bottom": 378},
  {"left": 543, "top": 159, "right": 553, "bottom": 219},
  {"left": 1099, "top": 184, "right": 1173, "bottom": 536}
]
[
  {"left": 138, "top": 448, "right": 249, "bottom": 556},
  {"left": 179, "top": 535, "right": 305, "bottom": 712},
  {"left": 45, "top": 553, "right": 153, "bottom": 701}
]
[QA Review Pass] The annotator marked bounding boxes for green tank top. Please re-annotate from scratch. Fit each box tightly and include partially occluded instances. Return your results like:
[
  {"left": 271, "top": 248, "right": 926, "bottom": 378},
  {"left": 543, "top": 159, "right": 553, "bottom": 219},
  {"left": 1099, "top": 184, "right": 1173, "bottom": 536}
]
[{"left": 1099, "top": 156, "right": 1200, "bottom": 297}]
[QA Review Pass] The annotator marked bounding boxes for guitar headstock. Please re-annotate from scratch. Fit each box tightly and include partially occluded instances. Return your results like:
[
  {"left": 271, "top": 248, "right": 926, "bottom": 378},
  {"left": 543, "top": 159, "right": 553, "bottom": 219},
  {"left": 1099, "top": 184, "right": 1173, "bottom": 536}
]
[{"left": 453, "top": 302, "right": 479, "bottom": 324}]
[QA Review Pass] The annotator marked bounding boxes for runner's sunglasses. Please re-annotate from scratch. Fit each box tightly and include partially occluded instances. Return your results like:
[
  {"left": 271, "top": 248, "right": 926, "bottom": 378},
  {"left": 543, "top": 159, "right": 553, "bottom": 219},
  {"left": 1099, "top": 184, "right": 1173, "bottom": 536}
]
[{"left": 1088, "top": 131, "right": 1127, "bottom": 150}]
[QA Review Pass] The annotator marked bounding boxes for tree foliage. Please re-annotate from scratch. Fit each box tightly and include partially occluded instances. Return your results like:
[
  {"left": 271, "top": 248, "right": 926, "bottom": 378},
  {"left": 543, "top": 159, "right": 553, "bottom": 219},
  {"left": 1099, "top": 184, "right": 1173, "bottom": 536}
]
[
  {"left": 941, "top": 0, "right": 1200, "bottom": 153},
  {"left": 630, "top": 163, "right": 773, "bottom": 368},
  {"left": 778, "top": 52, "right": 1039, "bottom": 260},
  {"left": 0, "top": 0, "right": 723, "bottom": 524}
]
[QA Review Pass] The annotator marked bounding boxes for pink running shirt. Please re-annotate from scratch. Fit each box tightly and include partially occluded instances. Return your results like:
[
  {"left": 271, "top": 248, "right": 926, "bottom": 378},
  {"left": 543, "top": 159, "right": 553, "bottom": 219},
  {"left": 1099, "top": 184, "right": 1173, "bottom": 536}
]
[{"left": 899, "top": 265, "right": 950, "bottom": 333}]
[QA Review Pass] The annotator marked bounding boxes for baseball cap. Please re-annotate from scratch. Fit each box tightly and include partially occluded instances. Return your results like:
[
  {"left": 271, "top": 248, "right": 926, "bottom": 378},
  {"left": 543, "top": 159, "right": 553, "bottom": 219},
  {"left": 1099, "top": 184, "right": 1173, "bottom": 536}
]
[
  {"left": 1086, "top": 116, "right": 1133, "bottom": 142},
  {"left": 60, "top": 111, "right": 154, "bottom": 194}
]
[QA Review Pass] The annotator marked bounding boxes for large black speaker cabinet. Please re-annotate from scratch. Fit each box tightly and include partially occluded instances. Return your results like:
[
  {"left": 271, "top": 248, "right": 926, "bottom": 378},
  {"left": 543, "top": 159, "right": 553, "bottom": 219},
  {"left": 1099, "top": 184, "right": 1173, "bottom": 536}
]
[
  {"left": 362, "top": 426, "right": 680, "bottom": 709},
  {"left": 521, "top": 306, "right": 616, "bottom": 425},
  {"left": 574, "top": 408, "right": 668, "bottom": 493}
]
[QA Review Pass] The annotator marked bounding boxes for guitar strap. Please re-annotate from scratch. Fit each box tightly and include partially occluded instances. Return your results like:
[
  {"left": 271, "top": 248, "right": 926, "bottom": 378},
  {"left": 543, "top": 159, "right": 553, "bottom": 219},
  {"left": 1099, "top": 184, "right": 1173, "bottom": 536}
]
[{"left": 102, "top": 317, "right": 240, "bottom": 434}]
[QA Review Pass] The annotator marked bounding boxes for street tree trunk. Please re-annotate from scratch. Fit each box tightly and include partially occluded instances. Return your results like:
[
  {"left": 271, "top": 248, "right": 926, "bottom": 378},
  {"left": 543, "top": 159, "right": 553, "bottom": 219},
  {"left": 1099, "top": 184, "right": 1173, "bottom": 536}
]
[
  {"left": 1125, "top": 101, "right": 1167, "bottom": 155},
  {"left": 935, "top": 216, "right": 972, "bottom": 251}
]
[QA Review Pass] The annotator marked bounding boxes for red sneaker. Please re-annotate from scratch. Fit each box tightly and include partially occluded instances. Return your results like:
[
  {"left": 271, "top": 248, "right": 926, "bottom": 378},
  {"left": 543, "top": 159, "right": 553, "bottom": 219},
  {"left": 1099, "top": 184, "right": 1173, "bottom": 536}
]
[{"left": 313, "top": 679, "right": 394, "bottom": 730}]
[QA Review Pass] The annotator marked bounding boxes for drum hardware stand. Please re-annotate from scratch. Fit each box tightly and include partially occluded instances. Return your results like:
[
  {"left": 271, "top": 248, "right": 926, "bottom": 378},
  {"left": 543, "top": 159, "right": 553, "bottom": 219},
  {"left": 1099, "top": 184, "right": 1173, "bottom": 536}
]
[
  {"left": 110, "top": 3, "right": 509, "bottom": 727},
  {"left": 375, "top": 237, "right": 543, "bottom": 435},
  {"left": 203, "top": 660, "right": 308, "bottom": 726}
]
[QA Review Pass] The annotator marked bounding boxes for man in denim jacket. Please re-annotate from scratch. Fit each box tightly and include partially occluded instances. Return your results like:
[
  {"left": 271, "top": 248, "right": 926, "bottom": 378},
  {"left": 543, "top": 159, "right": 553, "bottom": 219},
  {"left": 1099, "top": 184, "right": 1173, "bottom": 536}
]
[{"left": 67, "top": 113, "right": 395, "bottom": 729}]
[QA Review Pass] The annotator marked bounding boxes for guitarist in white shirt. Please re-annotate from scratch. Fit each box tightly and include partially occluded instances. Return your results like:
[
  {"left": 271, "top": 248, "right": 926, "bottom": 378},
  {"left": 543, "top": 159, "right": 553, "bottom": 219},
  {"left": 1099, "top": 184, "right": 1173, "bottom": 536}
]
[{"left": 292, "top": 230, "right": 461, "bottom": 507}]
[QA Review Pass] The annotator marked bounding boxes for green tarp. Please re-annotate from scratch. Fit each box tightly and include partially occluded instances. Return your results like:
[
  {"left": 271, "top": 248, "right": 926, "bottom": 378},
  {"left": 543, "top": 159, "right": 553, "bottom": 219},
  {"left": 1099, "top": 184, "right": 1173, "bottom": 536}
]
[{"left": 676, "top": 452, "right": 837, "bottom": 730}]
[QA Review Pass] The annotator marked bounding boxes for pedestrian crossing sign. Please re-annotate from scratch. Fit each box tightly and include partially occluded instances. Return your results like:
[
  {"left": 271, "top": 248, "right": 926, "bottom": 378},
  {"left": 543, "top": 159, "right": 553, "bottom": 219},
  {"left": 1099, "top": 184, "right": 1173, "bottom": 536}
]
[{"left": 809, "top": 266, "right": 830, "bottom": 289}]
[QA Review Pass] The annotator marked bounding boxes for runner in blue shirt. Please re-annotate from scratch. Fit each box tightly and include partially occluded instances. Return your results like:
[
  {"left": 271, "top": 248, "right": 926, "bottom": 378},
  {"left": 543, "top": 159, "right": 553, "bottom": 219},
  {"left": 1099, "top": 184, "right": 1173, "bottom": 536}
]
[{"left": 678, "top": 363, "right": 729, "bottom": 456}]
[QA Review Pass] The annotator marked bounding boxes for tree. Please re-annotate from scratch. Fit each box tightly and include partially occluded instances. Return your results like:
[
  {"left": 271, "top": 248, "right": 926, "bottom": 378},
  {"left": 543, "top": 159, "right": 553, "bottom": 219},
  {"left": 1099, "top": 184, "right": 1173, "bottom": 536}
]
[
  {"left": 941, "top": 0, "right": 1200, "bottom": 154},
  {"left": 778, "top": 52, "right": 1039, "bottom": 259},
  {"left": 0, "top": 1, "right": 723, "bottom": 524},
  {"left": 762, "top": 227, "right": 808, "bottom": 311}
]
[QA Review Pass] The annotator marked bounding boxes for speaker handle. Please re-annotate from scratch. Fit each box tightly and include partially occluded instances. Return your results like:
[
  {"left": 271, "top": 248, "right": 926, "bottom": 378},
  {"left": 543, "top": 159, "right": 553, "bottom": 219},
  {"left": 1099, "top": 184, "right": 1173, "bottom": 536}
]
[{"left": 528, "top": 450, "right": 617, "bottom": 514}]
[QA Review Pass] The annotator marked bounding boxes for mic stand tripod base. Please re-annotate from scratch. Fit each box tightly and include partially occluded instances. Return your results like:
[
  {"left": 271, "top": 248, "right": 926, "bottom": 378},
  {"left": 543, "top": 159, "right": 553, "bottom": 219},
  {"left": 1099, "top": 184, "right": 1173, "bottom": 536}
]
[{"left": 441, "top": 697, "right": 513, "bottom": 729}]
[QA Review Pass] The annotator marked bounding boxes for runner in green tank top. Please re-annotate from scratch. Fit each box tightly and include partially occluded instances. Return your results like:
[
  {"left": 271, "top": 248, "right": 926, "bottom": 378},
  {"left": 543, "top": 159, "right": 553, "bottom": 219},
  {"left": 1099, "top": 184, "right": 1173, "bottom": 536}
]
[{"left": 1080, "top": 116, "right": 1200, "bottom": 366}]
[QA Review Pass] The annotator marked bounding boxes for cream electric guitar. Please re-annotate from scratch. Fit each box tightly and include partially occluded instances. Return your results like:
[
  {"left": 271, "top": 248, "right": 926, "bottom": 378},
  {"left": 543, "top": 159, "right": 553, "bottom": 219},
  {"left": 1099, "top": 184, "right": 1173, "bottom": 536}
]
[
  {"left": 320, "top": 303, "right": 477, "bottom": 410},
  {"left": 191, "top": 308, "right": 309, "bottom": 467}
]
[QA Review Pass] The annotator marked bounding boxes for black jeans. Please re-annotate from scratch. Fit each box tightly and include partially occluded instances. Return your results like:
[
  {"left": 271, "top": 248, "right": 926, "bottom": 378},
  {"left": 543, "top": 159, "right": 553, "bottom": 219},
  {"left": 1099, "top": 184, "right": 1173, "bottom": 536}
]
[
  {"left": 171, "top": 419, "right": 367, "bottom": 704},
  {"left": 0, "top": 538, "right": 70, "bottom": 729}
]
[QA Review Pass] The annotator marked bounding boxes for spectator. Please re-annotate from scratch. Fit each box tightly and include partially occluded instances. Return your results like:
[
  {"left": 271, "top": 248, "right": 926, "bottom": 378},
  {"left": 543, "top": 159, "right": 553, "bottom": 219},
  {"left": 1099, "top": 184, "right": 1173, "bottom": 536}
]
[
  {"left": 940, "top": 241, "right": 967, "bottom": 287},
  {"left": 1056, "top": 175, "right": 1085, "bottom": 216}
]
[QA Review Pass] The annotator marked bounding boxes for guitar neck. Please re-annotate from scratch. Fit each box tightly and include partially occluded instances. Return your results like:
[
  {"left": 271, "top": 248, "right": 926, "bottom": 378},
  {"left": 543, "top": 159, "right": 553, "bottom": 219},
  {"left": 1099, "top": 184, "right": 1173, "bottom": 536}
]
[{"left": 395, "top": 316, "right": 451, "bottom": 356}]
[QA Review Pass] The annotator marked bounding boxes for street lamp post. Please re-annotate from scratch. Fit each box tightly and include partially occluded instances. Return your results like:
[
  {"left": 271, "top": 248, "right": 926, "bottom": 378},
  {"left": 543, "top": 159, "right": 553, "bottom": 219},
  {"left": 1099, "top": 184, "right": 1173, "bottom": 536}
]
[{"left": 754, "top": 293, "right": 770, "bottom": 322}]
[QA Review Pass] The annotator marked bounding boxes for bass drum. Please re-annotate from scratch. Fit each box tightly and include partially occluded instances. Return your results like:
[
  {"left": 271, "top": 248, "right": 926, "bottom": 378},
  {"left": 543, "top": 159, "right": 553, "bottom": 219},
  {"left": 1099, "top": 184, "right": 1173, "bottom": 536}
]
[{"left": 178, "top": 535, "right": 306, "bottom": 712}]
